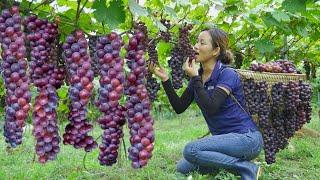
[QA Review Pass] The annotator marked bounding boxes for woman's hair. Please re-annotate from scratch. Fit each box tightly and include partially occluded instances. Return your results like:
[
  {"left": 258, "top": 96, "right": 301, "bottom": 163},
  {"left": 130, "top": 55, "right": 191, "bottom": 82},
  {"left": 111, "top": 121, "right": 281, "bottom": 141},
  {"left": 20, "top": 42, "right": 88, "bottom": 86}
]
[{"left": 205, "top": 28, "right": 234, "bottom": 64}]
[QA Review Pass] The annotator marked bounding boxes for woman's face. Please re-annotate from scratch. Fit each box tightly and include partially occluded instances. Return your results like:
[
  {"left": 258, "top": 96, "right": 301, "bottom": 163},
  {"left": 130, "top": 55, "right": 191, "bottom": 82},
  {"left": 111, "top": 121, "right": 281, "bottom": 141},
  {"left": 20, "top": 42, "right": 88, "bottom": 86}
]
[{"left": 194, "top": 31, "right": 218, "bottom": 63}]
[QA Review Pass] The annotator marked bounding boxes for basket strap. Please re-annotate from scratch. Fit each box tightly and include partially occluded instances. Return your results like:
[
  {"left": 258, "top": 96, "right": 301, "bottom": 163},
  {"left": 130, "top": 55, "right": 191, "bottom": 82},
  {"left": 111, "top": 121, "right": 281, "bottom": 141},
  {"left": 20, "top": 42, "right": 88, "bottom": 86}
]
[{"left": 218, "top": 66, "right": 253, "bottom": 118}]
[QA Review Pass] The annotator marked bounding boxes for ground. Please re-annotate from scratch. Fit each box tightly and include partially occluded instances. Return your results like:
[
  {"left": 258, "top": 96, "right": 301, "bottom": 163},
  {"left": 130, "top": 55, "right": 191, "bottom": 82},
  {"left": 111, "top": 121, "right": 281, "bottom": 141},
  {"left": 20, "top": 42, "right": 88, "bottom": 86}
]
[{"left": 0, "top": 107, "right": 319, "bottom": 180}]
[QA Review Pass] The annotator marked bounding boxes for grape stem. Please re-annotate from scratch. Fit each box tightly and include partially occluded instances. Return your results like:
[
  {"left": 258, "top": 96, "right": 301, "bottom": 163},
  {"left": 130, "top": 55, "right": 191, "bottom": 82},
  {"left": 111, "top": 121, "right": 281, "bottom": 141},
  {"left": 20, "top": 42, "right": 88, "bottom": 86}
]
[
  {"left": 83, "top": 152, "right": 88, "bottom": 171},
  {"left": 122, "top": 137, "right": 127, "bottom": 160}
]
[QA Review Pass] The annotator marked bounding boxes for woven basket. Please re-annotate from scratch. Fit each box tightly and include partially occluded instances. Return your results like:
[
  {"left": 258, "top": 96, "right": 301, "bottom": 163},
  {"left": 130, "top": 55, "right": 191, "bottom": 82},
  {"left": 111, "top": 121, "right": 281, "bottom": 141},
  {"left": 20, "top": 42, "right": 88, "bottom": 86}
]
[{"left": 235, "top": 69, "right": 307, "bottom": 84}]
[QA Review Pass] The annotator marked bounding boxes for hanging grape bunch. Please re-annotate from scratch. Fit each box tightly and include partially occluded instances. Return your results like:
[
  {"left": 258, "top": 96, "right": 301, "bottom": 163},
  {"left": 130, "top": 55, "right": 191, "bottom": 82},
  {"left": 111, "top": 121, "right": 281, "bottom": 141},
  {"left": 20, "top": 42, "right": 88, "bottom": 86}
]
[
  {"left": 125, "top": 22, "right": 155, "bottom": 168},
  {"left": 94, "top": 32, "right": 127, "bottom": 166},
  {"left": 159, "top": 19, "right": 171, "bottom": 42},
  {"left": 62, "top": 30, "right": 97, "bottom": 152},
  {"left": 0, "top": 6, "right": 31, "bottom": 148},
  {"left": 146, "top": 39, "right": 160, "bottom": 101},
  {"left": 242, "top": 78, "right": 259, "bottom": 115},
  {"left": 24, "top": 14, "right": 63, "bottom": 163},
  {"left": 88, "top": 35, "right": 100, "bottom": 77},
  {"left": 254, "top": 81, "right": 277, "bottom": 164},
  {"left": 296, "top": 81, "right": 312, "bottom": 130},
  {"left": 283, "top": 81, "right": 300, "bottom": 139},
  {"left": 168, "top": 23, "right": 196, "bottom": 89},
  {"left": 270, "top": 82, "right": 287, "bottom": 152},
  {"left": 32, "top": 86, "right": 60, "bottom": 163}
]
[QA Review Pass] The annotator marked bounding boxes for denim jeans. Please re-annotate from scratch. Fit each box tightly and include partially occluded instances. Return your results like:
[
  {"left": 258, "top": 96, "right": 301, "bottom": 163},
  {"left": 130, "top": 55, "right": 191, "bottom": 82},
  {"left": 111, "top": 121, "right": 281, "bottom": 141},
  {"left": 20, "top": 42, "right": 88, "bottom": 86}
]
[{"left": 176, "top": 130, "right": 263, "bottom": 180}]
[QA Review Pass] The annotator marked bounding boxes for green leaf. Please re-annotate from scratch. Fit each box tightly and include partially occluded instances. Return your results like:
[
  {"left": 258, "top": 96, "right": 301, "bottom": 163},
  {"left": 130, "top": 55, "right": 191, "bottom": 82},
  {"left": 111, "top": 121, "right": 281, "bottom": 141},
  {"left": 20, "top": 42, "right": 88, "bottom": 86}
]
[
  {"left": 271, "top": 10, "right": 290, "bottom": 22},
  {"left": 152, "top": 17, "right": 167, "bottom": 31},
  {"left": 254, "top": 39, "right": 275, "bottom": 54},
  {"left": 128, "top": 0, "right": 148, "bottom": 17},
  {"left": 164, "top": 6, "right": 178, "bottom": 20},
  {"left": 282, "top": 0, "right": 306, "bottom": 13},
  {"left": 92, "top": 0, "right": 126, "bottom": 29},
  {"left": 57, "top": 0, "right": 78, "bottom": 10},
  {"left": 296, "top": 24, "right": 308, "bottom": 37}
]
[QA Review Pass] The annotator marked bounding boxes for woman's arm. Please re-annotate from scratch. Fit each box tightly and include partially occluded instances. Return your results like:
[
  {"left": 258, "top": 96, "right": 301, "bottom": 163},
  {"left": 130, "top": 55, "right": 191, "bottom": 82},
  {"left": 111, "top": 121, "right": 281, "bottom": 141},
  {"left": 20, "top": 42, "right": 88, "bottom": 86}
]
[
  {"left": 162, "top": 79, "right": 194, "bottom": 114},
  {"left": 190, "top": 76, "right": 228, "bottom": 117}
]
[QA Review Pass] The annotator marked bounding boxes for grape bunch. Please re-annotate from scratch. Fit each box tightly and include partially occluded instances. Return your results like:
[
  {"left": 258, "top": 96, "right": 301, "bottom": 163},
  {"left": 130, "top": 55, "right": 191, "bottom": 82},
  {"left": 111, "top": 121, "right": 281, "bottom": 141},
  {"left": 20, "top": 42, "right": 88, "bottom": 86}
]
[
  {"left": 94, "top": 32, "right": 127, "bottom": 165},
  {"left": 49, "top": 39, "right": 65, "bottom": 89},
  {"left": 283, "top": 81, "right": 300, "bottom": 139},
  {"left": 168, "top": 23, "right": 196, "bottom": 89},
  {"left": 24, "top": 15, "right": 64, "bottom": 162},
  {"left": 98, "top": 106, "right": 126, "bottom": 165},
  {"left": 88, "top": 35, "right": 100, "bottom": 77},
  {"left": 24, "top": 15, "right": 61, "bottom": 89},
  {"left": 254, "top": 81, "right": 277, "bottom": 164},
  {"left": 125, "top": 25, "right": 155, "bottom": 168},
  {"left": 62, "top": 30, "right": 97, "bottom": 152},
  {"left": 146, "top": 39, "right": 160, "bottom": 101},
  {"left": 1, "top": 6, "right": 31, "bottom": 148},
  {"left": 270, "top": 83, "right": 287, "bottom": 152},
  {"left": 32, "top": 85, "right": 60, "bottom": 163},
  {"left": 242, "top": 78, "right": 259, "bottom": 115},
  {"left": 249, "top": 60, "right": 297, "bottom": 73},
  {"left": 159, "top": 19, "right": 171, "bottom": 42},
  {"left": 296, "top": 81, "right": 312, "bottom": 130}
]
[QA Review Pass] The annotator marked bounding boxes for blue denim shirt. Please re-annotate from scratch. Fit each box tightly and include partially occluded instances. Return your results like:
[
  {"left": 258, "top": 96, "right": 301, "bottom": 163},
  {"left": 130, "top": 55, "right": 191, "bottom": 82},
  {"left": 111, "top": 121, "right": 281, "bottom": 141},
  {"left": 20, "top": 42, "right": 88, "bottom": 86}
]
[{"left": 188, "top": 60, "right": 258, "bottom": 135}]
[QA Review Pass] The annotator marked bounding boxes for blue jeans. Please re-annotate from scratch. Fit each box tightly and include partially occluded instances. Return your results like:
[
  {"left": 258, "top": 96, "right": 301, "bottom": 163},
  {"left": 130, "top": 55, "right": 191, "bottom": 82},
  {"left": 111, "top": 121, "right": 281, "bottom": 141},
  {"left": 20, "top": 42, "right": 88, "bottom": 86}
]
[{"left": 176, "top": 130, "right": 263, "bottom": 180}]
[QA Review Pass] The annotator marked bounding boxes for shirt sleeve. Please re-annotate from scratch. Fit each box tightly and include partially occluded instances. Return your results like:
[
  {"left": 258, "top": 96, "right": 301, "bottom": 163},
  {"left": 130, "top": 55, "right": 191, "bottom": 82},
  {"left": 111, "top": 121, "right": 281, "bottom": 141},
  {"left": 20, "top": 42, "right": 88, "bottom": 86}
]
[
  {"left": 162, "top": 79, "right": 194, "bottom": 114},
  {"left": 216, "top": 68, "right": 239, "bottom": 93},
  {"left": 190, "top": 76, "right": 229, "bottom": 117}
]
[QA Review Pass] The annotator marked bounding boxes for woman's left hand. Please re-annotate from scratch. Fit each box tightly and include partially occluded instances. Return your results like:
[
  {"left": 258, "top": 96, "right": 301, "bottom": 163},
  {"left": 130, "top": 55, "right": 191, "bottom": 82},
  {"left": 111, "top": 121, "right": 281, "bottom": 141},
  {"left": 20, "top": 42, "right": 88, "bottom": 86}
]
[{"left": 182, "top": 57, "right": 199, "bottom": 77}]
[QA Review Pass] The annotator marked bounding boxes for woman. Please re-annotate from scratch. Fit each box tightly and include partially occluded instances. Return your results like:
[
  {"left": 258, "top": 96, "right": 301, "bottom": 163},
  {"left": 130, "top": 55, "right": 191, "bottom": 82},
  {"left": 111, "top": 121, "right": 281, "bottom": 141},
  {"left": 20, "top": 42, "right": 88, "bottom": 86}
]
[{"left": 149, "top": 28, "right": 263, "bottom": 180}]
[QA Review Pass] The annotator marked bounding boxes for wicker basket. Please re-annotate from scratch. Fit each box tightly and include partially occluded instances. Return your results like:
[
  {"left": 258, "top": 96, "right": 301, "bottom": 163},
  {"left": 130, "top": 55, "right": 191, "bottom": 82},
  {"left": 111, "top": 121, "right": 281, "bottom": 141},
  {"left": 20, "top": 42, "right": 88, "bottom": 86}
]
[{"left": 235, "top": 69, "right": 307, "bottom": 84}]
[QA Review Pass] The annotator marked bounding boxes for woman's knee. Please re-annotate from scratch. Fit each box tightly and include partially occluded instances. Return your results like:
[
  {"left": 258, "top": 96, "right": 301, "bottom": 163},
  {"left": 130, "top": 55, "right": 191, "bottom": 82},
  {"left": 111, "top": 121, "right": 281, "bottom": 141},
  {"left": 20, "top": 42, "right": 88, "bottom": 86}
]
[
  {"left": 183, "top": 142, "right": 197, "bottom": 163},
  {"left": 176, "top": 158, "right": 194, "bottom": 175}
]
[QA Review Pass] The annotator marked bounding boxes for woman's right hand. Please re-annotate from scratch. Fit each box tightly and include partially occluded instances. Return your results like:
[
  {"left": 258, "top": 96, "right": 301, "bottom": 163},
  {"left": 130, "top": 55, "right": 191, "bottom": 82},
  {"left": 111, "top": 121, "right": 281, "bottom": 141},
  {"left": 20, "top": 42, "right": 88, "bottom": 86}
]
[{"left": 148, "top": 63, "right": 169, "bottom": 82}]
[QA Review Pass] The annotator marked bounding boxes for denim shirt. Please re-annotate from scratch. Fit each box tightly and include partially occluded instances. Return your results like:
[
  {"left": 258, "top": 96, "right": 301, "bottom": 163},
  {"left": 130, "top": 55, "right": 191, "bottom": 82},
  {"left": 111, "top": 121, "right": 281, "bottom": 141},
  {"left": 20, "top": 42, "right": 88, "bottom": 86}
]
[{"left": 188, "top": 60, "right": 258, "bottom": 135}]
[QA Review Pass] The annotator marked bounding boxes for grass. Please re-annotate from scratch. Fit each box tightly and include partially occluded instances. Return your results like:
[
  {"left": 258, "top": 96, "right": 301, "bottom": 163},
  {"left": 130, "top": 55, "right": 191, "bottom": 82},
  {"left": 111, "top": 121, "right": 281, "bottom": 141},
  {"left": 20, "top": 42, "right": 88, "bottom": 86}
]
[{"left": 0, "top": 107, "right": 319, "bottom": 180}]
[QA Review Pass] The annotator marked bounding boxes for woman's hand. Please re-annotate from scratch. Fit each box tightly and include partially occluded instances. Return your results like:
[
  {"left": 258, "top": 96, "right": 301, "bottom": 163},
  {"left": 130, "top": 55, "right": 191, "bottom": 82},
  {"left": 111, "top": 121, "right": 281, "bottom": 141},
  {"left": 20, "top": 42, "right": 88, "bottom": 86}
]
[
  {"left": 148, "top": 62, "right": 169, "bottom": 82},
  {"left": 183, "top": 58, "right": 199, "bottom": 78}
]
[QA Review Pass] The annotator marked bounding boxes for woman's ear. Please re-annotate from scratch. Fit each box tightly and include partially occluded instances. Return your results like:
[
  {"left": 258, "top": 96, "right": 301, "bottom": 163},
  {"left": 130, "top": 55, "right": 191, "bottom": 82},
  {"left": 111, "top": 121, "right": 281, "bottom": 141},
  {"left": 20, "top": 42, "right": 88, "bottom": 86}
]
[{"left": 212, "top": 47, "right": 220, "bottom": 57}]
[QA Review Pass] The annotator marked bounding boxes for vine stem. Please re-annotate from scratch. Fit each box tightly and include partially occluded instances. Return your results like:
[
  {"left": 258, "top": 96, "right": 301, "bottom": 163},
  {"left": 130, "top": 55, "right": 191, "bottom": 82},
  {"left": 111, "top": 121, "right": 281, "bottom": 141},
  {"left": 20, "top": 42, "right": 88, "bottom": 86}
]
[
  {"left": 33, "top": 0, "right": 54, "bottom": 11},
  {"left": 82, "top": 135, "right": 101, "bottom": 171},
  {"left": 75, "top": 0, "right": 89, "bottom": 28}
]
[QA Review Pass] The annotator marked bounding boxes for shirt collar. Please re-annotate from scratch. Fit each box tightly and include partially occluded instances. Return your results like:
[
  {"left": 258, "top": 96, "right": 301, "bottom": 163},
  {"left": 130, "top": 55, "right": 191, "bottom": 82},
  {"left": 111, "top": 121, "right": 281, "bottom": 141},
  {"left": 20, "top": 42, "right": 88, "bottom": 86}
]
[{"left": 199, "top": 60, "right": 222, "bottom": 84}]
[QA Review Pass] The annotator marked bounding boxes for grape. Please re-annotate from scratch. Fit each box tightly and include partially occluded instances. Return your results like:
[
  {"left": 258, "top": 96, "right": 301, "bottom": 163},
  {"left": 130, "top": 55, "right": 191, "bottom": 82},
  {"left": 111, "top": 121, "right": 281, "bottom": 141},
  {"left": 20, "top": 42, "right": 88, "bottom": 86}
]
[
  {"left": 62, "top": 30, "right": 97, "bottom": 152},
  {"left": 249, "top": 60, "right": 297, "bottom": 73},
  {"left": 1, "top": 6, "right": 31, "bottom": 148},
  {"left": 146, "top": 39, "right": 160, "bottom": 101},
  {"left": 159, "top": 19, "right": 171, "bottom": 42},
  {"left": 88, "top": 35, "right": 100, "bottom": 77},
  {"left": 24, "top": 15, "right": 63, "bottom": 162},
  {"left": 32, "top": 85, "right": 60, "bottom": 163},
  {"left": 270, "top": 83, "right": 287, "bottom": 152},
  {"left": 168, "top": 23, "right": 196, "bottom": 89},
  {"left": 24, "top": 15, "right": 62, "bottom": 89},
  {"left": 125, "top": 23, "right": 155, "bottom": 168},
  {"left": 94, "top": 32, "right": 127, "bottom": 166}
]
